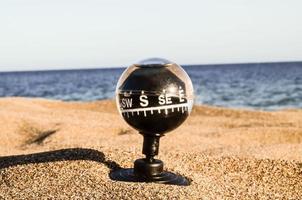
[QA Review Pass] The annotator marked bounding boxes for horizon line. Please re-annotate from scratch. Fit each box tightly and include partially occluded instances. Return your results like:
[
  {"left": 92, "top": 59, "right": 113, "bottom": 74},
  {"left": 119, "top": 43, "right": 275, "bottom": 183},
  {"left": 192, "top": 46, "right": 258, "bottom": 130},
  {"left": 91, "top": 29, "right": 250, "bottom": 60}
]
[{"left": 0, "top": 60, "right": 301, "bottom": 73}]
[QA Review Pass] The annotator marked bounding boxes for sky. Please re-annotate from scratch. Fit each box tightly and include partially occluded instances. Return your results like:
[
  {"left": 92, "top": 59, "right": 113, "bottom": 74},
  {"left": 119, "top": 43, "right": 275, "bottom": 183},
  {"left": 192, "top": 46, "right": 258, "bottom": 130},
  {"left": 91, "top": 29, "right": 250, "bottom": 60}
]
[{"left": 0, "top": 0, "right": 301, "bottom": 72}]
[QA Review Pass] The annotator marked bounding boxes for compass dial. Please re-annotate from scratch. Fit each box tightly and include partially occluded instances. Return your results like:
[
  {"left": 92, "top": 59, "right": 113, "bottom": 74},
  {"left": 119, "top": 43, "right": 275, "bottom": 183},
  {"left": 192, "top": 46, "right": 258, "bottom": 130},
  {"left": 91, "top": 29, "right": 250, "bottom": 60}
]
[{"left": 116, "top": 58, "right": 194, "bottom": 135}]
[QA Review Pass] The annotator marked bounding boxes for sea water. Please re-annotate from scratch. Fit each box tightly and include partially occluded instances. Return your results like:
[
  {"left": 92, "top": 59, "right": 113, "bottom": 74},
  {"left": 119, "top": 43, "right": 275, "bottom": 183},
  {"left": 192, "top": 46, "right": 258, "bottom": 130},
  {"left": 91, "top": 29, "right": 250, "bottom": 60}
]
[{"left": 0, "top": 62, "right": 301, "bottom": 110}]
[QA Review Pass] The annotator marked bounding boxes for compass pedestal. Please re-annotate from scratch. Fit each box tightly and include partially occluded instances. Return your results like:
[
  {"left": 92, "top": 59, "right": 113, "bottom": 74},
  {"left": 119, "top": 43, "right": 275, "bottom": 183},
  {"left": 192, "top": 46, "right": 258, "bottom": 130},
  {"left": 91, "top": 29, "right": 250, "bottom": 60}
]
[
  {"left": 110, "top": 134, "right": 190, "bottom": 186},
  {"left": 134, "top": 134, "right": 163, "bottom": 177}
]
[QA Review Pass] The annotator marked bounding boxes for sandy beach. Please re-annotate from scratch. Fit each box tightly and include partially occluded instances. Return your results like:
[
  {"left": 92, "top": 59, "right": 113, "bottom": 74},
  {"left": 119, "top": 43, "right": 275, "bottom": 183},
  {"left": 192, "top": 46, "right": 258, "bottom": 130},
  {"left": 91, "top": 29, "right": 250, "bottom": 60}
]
[{"left": 0, "top": 97, "right": 301, "bottom": 199}]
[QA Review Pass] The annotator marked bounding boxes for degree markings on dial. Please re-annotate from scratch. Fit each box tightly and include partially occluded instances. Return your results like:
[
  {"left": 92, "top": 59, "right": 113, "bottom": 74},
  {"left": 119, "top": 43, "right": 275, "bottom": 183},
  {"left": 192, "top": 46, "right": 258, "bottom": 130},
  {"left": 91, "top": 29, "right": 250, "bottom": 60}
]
[{"left": 121, "top": 103, "right": 189, "bottom": 118}]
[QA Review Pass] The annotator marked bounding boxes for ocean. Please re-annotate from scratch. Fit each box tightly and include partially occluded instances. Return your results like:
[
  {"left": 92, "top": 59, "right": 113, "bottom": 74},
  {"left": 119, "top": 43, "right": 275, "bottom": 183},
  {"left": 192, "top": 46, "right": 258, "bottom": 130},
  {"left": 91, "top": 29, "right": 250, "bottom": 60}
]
[{"left": 0, "top": 62, "right": 301, "bottom": 110}]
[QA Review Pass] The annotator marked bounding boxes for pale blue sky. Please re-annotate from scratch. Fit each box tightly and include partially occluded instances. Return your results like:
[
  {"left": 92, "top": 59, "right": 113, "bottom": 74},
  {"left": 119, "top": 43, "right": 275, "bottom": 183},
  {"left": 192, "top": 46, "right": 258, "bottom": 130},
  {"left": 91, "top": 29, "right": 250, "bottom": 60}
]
[{"left": 0, "top": 0, "right": 301, "bottom": 71}]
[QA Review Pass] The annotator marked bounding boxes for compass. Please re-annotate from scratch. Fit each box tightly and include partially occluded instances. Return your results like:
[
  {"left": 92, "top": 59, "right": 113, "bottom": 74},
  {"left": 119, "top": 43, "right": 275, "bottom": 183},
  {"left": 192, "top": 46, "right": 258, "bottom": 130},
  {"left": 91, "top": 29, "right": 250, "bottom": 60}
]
[{"left": 110, "top": 58, "right": 194, "bottom": 186}]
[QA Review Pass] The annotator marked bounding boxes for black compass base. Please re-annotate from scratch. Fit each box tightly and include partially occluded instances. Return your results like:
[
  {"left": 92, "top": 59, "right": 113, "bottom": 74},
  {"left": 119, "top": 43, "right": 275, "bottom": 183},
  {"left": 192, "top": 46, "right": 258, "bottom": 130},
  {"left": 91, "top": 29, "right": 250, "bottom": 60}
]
[{"left": 109, "top": 168, "right": 190, "bottom": 186}]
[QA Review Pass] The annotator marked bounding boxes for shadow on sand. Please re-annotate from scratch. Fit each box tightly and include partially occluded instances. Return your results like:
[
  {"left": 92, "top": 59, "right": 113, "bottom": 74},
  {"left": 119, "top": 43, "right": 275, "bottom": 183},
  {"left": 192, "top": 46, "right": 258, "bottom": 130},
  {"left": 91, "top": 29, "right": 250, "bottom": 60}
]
[{"left": 0, "top": 148, "right": 121, "bottom": 171}]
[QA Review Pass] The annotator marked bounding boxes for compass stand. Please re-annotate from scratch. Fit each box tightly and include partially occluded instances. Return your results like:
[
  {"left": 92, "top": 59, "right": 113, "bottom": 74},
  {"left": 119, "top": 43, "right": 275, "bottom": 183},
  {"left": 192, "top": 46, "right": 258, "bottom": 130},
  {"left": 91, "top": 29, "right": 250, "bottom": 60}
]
[{"left": 110, "top": 133, "right": 190, "bottom": 186}]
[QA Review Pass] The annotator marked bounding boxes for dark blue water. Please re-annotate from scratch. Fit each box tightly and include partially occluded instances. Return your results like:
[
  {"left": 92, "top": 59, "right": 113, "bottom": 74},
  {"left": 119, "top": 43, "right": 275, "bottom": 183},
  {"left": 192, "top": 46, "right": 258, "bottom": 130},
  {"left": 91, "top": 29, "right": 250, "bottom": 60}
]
[{"left": 0, "top": 62, "right": 302, "bottom": 110}]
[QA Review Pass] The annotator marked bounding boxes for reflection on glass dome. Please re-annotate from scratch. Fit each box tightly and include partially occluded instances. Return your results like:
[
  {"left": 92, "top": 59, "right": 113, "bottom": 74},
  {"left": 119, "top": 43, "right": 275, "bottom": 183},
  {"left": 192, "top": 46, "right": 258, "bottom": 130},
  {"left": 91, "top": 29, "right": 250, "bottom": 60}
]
[
  {"left": 134, "top": 58, "right": 172, "bottom": 66},
  {"left": 116, "top": 58, "right": 194, "bottom": 135}
]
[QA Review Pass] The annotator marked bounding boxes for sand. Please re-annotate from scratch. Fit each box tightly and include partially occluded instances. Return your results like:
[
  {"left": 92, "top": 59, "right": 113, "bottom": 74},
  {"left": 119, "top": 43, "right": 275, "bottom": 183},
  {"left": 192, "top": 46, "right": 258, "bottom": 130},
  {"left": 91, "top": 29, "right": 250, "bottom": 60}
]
[{"left": 0, "top": 97, "right": 301, "bottom": 199}]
